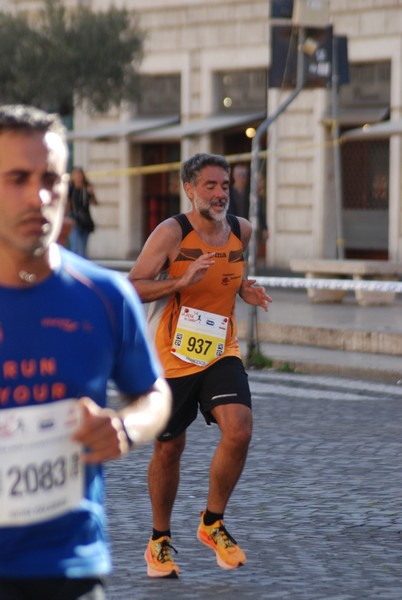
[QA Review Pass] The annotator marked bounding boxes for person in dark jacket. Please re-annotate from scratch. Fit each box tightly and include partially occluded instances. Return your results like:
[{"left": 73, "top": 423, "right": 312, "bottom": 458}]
[{"left": 68, "top": 166, "right": 98, "bottom": 257}]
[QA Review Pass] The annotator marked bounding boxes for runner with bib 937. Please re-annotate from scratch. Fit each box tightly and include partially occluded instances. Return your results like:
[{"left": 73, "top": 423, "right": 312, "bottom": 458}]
[{"left": 129, "top": 152, "right": 271, "bottom": 578}]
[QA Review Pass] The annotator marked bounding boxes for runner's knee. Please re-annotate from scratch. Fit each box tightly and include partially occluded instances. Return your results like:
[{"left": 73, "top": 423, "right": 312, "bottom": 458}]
[{"left": 154, "top": 435, "right": 186, "bottom": 463}]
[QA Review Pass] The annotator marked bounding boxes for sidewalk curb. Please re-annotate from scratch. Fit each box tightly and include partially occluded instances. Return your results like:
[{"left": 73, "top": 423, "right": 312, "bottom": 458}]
[
  {"left": 236, "top": 321, "right": 402, "bottom": 356},
  {"left": 267, "top": 358, "right": 402, "bottom": 384},
  {"left": 238, "top": 338, "right": 402, "bottom": 384}
]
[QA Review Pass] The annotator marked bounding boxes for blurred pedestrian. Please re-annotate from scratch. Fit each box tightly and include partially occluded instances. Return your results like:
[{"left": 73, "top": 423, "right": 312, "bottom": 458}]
[
  {"left": 0, "top": 104, "right": 171, "bottom": 600},
  {"left": 230, "top": 163, "right": 268, "bottom": 246},
  {"left": 256, "top": 170, "right": 269, "bottom": 252},
  {"left": 68, "top": 166, "right": 97, "bottom": 257},
  {"left": 229, "top": 163, "right": 250, "bottom": 218}
]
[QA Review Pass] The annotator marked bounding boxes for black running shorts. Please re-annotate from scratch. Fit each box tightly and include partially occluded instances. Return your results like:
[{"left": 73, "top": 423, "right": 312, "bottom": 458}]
[
  {"left": 158, "top": 356, "right": 252, "bottom": 441},
  {"left": 0, "top": 577, "right": 105, "bottom": 600}
]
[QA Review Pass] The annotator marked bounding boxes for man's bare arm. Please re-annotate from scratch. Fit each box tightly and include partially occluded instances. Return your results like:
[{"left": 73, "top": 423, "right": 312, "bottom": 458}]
[
  {"left": 72, "top": 378, "right": 172, "bottom": 463},
  {"left": 129, "top": 218, "right": 215, "bottom": 303},
  {"left": 237, "top": 217, "right": 272, "bottom": 311},
  {"left": 118, "top": 377, "right": 172, "bottom": 446}
]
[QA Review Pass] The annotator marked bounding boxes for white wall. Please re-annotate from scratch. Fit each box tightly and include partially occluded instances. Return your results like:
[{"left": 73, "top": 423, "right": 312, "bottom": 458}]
[{"left": 4, "top": 0, "right": 402, "bottom": 262}]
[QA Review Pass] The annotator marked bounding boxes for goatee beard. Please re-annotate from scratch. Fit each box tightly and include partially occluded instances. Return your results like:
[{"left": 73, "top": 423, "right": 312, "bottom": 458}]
[{"left": 199, "top": 207, "right": 228, "bottom": 223}]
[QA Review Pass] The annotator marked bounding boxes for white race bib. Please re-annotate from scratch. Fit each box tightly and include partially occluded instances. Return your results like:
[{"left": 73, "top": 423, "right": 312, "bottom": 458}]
[
  {"left": 171, "top": 306, "right": 228, "bottom": 367},
  {"left": 0, "top": 399, "right": 84, "bottom": 526}
]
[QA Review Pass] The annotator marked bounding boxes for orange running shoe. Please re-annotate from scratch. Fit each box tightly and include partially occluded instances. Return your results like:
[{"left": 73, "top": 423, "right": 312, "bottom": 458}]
[
  {"left": 197, "top": 511, "right": 247, "bottom": 570},
  {"left": 144, "top": 535, "right": 180, "bottom": 578}
]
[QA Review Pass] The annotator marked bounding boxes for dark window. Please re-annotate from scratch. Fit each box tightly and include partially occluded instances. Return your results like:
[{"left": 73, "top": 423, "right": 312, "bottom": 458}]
[
  {"left": 141, "top": 143, "right": 180, "bottom": 239},
  {"left": 339, "top": 62, "right": 390, "bottom": 108},
  {"left": 214, "top": 70, "right": 267, "bottom": 113},
  {"left": 342, "top": 141, "right": 389, "bottom": 211},
  {"left": 138, "top": 75, "right": 181, "bottom": 116}
]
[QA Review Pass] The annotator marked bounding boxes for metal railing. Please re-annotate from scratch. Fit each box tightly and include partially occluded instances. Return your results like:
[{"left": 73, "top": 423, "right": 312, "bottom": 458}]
[
  {"left": 253, "top": 276, "right": 402, "bottom": 294},
  {"left": 96, "top": 259, "right": 401, "bottom": 361},
  {"left": 96, "top": 260, "right": 402, "bottom": 294}
]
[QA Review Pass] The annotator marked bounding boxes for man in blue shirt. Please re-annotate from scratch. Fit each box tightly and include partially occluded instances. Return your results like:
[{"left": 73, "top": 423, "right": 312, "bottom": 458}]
[{"left": 0, "top": 104, "right": 171, "bottom": 600}]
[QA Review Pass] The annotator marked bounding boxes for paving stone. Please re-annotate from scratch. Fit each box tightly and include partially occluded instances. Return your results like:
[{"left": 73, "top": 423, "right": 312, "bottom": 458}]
[{"left": 105, "top": 373, "right": 402, "bottom": 600}]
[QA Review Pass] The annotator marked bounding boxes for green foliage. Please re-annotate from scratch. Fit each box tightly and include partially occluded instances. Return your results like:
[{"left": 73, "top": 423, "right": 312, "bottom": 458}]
[
  {"left": 0, "top": 0, "right": 144, "bottom": 115},
  {"left": 247, "top": 349, "right": 273, "bottom": 370},
  {"left": 246, "top": 349, "right": 295, "bottom": 373},
  {"left": 277, "top": 361, "right": 295, "bottom": 373}
]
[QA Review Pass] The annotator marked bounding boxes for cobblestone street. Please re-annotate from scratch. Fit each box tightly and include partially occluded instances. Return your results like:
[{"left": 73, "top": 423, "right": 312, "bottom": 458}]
[{"left": 105, "top": 373, "right": 402, "bottom": 599}]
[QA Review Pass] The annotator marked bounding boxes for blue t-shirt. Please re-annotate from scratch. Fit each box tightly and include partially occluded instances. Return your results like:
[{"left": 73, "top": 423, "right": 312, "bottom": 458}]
[{"left": 0, "top": 246, "right": 161, "bottom": 578}]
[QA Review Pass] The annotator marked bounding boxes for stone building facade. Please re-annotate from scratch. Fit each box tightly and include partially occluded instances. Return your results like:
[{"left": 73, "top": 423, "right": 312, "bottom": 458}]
[{"left": 2, "top": 0, "right": 402, "bottom": 266}]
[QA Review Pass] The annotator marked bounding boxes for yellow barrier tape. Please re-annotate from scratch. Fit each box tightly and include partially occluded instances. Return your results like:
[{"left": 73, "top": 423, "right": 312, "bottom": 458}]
[
  {"left": 87, "top": 138, "right": 341, "bottom": 179},
  {"left": 87, "top": 150, "right": 269, "bottom": 179}
]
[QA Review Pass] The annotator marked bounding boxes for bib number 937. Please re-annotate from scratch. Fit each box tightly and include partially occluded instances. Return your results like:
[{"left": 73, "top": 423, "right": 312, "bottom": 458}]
[
  {"left": 187, "top": 336, "right": 212, "bottom": 355},
  {"left": 172, "top": 306, "right": 228, "bottom": 367}
]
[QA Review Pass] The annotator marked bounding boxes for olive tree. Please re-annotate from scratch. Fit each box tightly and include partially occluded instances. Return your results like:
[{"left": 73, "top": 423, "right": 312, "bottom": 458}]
[{"left": 0, "top": 0, "right": 144, "bottom": 115}]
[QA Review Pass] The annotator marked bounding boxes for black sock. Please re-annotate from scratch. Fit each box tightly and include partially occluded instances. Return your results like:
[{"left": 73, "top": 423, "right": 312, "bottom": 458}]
[
  {"left": 152, "top": 528, "right": 171, "bottom": 540},
  {"left": 203, "top": 510, "right": 224, "bottom": 526}
]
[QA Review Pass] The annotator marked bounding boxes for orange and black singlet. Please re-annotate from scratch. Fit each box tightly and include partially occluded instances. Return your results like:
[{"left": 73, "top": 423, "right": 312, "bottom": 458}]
[{"left": 148, "top": 213, "right": 245, "bottom": 378}]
